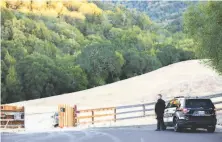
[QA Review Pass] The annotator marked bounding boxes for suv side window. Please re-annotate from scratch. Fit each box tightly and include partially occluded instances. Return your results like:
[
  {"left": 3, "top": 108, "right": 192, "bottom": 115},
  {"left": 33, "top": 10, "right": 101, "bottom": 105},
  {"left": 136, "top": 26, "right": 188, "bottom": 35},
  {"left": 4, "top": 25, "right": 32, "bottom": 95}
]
[
  {"left": 168, "top": 99, "right": 181, "bottom": 108},
  {"left": 166, "top": 102, "right": 171, "bottom": 108}
]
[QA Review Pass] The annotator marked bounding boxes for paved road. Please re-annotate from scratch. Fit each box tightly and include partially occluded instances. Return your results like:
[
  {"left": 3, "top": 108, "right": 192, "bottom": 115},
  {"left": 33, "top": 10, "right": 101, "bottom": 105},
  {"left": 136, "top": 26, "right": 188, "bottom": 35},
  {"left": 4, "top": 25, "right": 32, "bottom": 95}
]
[{"left": 2, "top": 125, "right": 222, "bottom": 142}]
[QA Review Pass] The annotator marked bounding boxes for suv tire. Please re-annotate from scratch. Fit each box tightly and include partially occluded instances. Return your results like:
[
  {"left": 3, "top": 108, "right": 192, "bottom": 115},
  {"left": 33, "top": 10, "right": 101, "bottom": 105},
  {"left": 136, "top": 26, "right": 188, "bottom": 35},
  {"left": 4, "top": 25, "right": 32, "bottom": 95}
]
[
  {"left": 207, "top": 126, "right": 215, "bottom": 133},
  {"left": 54, "top": 124, "right": 58, "bottom": 127},
  {"left": 174, "top": 117, "right": 182, "bottom": 132},
  {"left": 191, "top": 127, "right": 196, "bottom": 132}
]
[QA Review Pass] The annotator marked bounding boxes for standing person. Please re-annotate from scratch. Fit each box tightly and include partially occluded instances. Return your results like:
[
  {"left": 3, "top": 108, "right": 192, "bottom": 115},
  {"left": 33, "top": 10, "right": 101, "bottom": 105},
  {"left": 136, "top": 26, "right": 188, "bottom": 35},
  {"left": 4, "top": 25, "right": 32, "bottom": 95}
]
[{"left": 155, "top": 94, "right": 166, "bottom": 131}]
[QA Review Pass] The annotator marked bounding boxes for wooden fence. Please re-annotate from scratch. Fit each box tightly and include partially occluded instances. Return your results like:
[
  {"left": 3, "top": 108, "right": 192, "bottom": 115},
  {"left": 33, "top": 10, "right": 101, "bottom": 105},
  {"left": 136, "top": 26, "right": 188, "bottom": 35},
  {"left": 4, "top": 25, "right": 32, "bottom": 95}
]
[
  {"left": 1, "top": 105, "right": 25, "bottom": 129},
  {"left": 1, "top": 93, "right": 222, "bottom": 129},
  {"left": 75, "top": 93, "right": 222, "bottom": 126},
  {"left": 76, "top": 107, "right": 116, "bottom": 125}
]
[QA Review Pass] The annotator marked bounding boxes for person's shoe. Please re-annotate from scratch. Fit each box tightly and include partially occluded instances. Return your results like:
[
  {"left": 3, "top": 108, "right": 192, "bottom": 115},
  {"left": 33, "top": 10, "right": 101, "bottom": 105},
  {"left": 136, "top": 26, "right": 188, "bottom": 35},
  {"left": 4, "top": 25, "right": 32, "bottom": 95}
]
[{"left": 155, "top": 129, "right": 160, "bottom": 131}]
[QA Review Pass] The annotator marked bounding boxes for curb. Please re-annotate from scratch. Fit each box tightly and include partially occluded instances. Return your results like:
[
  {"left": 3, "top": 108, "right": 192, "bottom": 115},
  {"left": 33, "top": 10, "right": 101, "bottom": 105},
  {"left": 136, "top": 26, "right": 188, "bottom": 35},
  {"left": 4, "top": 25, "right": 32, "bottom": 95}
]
[
  {"left": 216, "top": 125, "right": 222, "bottom": 132},
  {"left": 1, "top": 128, "right": 25, "bottom": 133},
  {"left": 1, "top": 127, "right": 89, "bottom": 135},
  {"left": 217, "top": 125, "right": 222, "bottom": 129}
]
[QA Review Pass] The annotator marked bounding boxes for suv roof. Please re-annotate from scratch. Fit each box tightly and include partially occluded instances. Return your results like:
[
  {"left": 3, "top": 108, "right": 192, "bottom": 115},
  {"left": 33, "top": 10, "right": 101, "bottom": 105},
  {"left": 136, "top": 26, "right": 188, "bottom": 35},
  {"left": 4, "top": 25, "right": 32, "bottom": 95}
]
[
  {"left": 174, "top": 96, "right": 185, "bottom": 99},
  {"left": 173, "top": 96, "right": 206, "bottom": 99}
]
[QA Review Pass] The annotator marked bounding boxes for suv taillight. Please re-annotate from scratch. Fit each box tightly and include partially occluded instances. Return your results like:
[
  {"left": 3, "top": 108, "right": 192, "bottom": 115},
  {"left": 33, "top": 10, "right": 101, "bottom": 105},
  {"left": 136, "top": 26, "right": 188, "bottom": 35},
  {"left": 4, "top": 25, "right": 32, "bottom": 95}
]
[
  {"left": 182, "top": 108, "right": 189, "bottom": 114},
  {"left": 182, "top": 108, "right": 187, "bottom": 113},
  {"left": 178, "top": 108, "right": 189, "bottom": 113}
]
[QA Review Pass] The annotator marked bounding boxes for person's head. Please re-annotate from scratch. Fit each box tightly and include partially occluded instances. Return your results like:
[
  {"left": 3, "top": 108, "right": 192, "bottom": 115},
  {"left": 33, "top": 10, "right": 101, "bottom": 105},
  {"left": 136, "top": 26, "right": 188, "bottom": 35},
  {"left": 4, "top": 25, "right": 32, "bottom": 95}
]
[{"left": 157, "top": 94, "right": 162, "bottom": 100}]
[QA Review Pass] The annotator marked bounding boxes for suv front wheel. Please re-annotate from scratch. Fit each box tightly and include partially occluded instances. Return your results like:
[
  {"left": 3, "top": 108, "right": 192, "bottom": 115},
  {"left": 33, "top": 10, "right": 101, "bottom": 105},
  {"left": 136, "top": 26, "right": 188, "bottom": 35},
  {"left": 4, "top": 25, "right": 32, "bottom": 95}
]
[
  {"left": 174, "top": 117, "right": 182, "bottom": 132},
  {"left": 207, "top": 126, "right": 215, "bottom": 133}
]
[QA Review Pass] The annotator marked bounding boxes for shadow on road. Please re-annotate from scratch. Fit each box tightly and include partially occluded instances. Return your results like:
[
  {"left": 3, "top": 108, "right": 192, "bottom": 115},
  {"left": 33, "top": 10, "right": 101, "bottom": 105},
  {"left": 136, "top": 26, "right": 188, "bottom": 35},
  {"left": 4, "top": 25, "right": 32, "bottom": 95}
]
[
  {"left": 2, "top": 124, "right": 222, "bottom": 142},
  {"left": 87, "top": 124, "right": 222, "bottom": 134},
  {"left": 165, "top": 128, "right": 211, "bottom": 134}
]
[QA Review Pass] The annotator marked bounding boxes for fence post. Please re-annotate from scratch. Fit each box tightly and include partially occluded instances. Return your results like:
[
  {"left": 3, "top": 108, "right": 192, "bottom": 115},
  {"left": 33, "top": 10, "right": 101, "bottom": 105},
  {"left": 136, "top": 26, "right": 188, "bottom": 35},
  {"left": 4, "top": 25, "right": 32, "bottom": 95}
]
[
  {"left": 114, "top": 108, "right": 116, "bottom": 122},
  {"left": 73, "top": 105, "right": 77, "bottom": 127},
  {"left": 92, "top": 111, "right": 94, "bottom": 125},
  {"left": 142, "top": 104, "right": 145, "bottom": 117}
]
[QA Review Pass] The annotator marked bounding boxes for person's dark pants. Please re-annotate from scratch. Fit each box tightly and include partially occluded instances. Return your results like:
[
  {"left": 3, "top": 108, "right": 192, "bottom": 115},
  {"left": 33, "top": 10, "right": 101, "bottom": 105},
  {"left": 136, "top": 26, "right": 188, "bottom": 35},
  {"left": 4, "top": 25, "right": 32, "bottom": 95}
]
[{"left": 157, "top": 117, "right": 165, "bottom": 130}]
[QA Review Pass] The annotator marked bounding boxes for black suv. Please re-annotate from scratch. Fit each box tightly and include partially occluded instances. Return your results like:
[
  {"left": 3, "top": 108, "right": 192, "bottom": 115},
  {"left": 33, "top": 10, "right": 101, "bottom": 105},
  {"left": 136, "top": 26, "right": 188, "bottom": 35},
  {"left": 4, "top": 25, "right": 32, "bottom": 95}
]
[{"left": 163, "top": 96, "right": 217, "bottom": 132}]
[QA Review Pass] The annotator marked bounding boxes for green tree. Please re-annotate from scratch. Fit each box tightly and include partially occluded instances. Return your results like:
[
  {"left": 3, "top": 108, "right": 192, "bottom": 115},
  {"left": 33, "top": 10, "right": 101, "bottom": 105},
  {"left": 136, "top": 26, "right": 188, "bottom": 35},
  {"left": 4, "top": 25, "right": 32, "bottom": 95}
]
[
  {"left": 156, "top": 45, "right": 180, "bottom": 66},
  {"left": 184, "top": 1, "right": 222, "bottom": 74},
  {"left": 16, "top": 53, "right": 56, "bottom": 100},
  {"left": 53, "top": 56, "right": 88, "bottom": 94},
  {"left": 121, "top": 50, "right": 161, "bottom": 79},
  {"left": 0, "top": 0, "right": 197, "bottom": 104},
  {"left": 1, "top": 8, "right": 15, "bottom": 24},
  {"left": 5, "top": 66, "right": 23, "bottom": 103},
  {"left": 77, "top": 41, "right": 123, "bottom": 86}
]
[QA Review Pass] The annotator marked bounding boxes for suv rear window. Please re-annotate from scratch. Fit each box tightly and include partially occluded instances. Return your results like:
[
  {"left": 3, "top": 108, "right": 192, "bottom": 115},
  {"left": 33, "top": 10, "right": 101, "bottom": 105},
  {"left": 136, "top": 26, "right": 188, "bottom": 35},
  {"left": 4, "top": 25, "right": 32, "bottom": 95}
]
[{"left": 185, "top": 99, "right": 215, "bottom": 108}]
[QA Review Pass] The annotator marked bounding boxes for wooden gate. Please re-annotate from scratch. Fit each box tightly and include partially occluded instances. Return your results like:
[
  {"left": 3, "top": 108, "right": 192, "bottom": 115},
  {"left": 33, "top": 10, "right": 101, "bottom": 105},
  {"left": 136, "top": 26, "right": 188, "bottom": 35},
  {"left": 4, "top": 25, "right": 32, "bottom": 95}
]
[
  {"left": 58, "top": 104, "right": 76, "bottom": 128},
  {"left": 1, "top": 105, "right": 25, "bottom": 129}
]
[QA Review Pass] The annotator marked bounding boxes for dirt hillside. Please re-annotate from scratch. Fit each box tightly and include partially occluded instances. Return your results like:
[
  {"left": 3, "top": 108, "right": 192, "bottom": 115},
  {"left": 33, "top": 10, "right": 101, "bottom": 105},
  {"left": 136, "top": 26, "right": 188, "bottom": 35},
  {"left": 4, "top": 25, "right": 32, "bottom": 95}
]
[{"left": 11, "top": 60, "right": 222, "bottom": 109}]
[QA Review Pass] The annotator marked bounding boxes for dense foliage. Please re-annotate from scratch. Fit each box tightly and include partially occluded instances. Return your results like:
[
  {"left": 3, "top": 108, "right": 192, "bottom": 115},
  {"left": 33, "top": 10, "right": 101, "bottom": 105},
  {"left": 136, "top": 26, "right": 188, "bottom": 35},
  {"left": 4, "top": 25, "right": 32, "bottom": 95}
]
[
  {"left": 184, "top": 1, "right": 222, "bottom": 74},
  {"left": 1, "top": 0, "right": 195, "bottom": 104},
  {"left": 110, "top": 1, "right": 198, "bottom": 33}
]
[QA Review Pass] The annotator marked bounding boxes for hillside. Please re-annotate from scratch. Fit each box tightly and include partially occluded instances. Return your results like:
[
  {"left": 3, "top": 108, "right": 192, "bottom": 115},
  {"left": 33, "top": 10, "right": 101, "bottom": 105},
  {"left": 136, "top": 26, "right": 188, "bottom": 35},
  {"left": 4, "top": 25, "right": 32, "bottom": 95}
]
[
  {"left": 1, "top": 0, "right": 195, "bottom": 104},
  {"left": 109, "top": 1, "right": 198, "bottom": 33},
  {"left": 11, "top": 60, "right": 222, "bottom": 109}
]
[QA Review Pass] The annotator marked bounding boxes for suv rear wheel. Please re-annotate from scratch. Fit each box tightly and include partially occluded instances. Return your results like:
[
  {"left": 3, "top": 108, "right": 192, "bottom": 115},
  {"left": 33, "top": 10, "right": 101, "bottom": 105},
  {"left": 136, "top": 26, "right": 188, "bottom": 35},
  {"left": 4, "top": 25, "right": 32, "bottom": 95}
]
[
  {"left": 174, "top": 117, "right": 182, "bottom": 132},
  {"left": 207, "top": 126, "right": 215, "bottom": 133}
]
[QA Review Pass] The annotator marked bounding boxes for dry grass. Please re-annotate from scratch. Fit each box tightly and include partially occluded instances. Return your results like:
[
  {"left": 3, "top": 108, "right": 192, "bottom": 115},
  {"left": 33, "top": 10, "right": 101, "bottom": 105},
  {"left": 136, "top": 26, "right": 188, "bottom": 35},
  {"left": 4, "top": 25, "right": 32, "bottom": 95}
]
[{"left": 10, "top": 60, "right": 222, "bottom": 110}]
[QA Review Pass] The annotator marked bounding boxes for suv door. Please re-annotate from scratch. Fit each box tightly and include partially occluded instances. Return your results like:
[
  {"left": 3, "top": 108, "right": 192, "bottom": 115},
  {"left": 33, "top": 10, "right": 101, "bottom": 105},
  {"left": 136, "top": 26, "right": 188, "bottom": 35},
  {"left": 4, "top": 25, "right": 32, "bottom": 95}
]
[
  {"left": 167, "top": 99, "right": 181, "bottom": 126},
  {"left": 164, "top": 102, "right": 171, "bottom": 124}
]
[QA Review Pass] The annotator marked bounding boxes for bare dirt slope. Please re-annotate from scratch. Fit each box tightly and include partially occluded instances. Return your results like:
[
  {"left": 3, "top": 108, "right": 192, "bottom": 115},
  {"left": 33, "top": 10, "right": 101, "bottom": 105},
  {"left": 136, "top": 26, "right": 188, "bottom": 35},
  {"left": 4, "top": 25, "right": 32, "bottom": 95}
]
[{"left": 11, "top": 60, "right": 222, "bottom": 109}]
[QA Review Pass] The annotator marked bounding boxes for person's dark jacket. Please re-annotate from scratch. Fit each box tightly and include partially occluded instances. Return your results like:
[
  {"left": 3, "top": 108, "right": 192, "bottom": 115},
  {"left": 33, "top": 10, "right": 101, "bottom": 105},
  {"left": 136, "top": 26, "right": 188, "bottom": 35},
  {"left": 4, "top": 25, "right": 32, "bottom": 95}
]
[{"left": 155, "top": 99, "right": 166, "bottom": 118}]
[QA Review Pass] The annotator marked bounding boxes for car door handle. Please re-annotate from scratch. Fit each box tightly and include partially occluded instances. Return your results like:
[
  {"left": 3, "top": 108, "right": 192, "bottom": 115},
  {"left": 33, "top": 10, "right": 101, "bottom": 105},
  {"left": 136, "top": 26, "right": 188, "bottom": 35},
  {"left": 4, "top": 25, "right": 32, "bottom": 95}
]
[{"left": 165, "top": 110, "right": 168, "bottom": 112}]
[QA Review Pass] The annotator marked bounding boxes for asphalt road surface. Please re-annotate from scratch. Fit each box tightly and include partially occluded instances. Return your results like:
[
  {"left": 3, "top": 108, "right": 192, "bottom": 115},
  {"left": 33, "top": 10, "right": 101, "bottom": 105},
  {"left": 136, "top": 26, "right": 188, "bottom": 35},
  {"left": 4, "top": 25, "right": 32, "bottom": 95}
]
[{"left": 2, "top": 125, "right": 222, "bottom": 142}]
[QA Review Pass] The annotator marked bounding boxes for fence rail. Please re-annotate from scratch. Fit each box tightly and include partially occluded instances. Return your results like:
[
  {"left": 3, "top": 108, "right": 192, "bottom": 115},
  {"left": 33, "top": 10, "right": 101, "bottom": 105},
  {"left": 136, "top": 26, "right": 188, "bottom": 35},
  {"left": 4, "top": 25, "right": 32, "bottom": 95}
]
[
  {"left": 76, "top": 93, "right": 222, "bottom": 126},
  {"left": 0, "top": 105, "right": 25, "bottom": 129},
  {"left": 1, "top": 93, "right": 222, "bottom": 129},
  {"left": 76, "top": 107, "right": 116, "bottom": 125}
]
